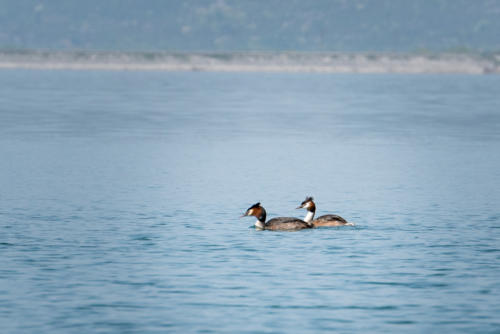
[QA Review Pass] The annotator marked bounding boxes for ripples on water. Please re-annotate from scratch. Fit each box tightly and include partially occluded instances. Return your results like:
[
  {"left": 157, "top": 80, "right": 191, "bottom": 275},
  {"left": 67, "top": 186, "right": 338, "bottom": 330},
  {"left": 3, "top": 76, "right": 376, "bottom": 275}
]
[{"left": 1, "top": 70, "right": 499, "bottom": 333}]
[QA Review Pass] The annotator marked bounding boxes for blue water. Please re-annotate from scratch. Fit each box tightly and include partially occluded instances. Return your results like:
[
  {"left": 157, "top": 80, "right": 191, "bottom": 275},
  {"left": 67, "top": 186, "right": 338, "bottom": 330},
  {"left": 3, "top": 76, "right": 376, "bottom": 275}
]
[{"left": 1, "top": 70, "right": 499, "bottom": 333}]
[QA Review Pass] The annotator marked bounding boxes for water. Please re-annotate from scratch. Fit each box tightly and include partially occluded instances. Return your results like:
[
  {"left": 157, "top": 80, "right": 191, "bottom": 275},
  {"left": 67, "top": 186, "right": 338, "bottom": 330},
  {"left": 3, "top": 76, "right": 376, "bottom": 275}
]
[{"left": 1, "top": 70, "right": 499, "bottom": 333}]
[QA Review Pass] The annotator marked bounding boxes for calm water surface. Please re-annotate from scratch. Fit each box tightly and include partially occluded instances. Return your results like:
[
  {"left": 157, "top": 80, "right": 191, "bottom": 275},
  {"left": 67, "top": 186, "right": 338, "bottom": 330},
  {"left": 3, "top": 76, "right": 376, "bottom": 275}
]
[{"left": 1, "top": 70, "right": 500, "bottom": 333}]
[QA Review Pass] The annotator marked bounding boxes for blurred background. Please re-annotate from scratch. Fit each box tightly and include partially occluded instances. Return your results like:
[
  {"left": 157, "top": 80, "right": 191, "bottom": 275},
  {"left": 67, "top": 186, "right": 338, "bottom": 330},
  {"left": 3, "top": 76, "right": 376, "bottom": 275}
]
[{"left": 1, "top": 0, "right": 500, "bottom": 52}]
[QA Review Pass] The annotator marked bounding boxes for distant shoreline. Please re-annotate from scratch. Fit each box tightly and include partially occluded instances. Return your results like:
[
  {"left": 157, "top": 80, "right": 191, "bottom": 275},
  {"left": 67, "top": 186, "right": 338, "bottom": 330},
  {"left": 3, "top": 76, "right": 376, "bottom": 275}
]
[{"left": 0, "top": 50, "right": 499, "bottom": 74}]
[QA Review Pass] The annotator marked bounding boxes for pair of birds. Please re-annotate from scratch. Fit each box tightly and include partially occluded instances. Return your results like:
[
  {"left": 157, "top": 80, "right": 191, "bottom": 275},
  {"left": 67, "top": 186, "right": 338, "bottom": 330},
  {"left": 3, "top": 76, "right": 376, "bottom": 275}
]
[{"left": 241, "top": 196, "right": 354, "bottom": 231}]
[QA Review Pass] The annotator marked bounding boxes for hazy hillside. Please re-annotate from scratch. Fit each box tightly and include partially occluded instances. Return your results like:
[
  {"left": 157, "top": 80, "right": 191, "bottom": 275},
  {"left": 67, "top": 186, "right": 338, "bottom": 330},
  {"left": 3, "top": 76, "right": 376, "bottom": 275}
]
[{"left": 1, "top": 0, "right": 500, "bottom": 51}]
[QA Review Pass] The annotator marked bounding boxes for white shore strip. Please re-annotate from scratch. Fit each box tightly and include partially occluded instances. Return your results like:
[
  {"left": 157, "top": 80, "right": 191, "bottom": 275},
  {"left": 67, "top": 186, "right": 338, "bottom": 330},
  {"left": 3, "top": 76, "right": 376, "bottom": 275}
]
[{"left": 0, "top": 52, "right": 499, "bottom": 74}]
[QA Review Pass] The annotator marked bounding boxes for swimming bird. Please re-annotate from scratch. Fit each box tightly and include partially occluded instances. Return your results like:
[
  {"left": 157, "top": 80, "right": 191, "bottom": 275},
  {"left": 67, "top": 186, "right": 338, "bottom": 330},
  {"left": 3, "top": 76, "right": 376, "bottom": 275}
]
[
  {"left": 241, "top": 202, "right": 312, "bottom": 231},
  {"left": 296, "top": 196, "right": 354, "bottom": 227}
]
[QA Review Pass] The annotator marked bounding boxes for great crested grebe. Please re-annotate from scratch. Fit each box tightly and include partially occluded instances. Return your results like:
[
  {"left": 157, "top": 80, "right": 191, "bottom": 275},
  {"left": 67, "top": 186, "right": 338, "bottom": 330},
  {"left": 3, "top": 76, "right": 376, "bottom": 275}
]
[
  {"left": 241, "top": 202, "right": 312, "bottom": 231},
  {"left": 296, "top": 196, "right": 354, "bottom": 227}
]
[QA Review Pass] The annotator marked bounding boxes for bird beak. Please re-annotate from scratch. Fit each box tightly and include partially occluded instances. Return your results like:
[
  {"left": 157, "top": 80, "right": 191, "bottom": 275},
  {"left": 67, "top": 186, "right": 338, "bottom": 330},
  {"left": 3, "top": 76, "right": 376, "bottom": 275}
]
[
  {"left": 240, "top": 213, "right": 247, "bottom": 218},
  {"left": 296, "top": 205, "right": 303, "bottom": 209}
]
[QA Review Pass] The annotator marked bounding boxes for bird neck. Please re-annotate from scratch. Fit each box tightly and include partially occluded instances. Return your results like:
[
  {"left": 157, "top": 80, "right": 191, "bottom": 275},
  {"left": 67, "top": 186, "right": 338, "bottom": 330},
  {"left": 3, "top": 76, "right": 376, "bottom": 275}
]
[
  {"left": 304, "top": 209, "right": 315, "bottom": 223},
  {"left": 254, "top": 208, "right": 267, "bottom": 229}
]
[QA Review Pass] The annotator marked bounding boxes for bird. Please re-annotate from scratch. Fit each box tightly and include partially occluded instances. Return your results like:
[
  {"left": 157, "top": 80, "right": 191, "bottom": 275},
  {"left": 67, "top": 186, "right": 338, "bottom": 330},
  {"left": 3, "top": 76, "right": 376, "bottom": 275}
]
[
  {"left": 296, "top": 196, "right": 354, "bottom": 227},
  {"left": 241, "top": 202, "right": 312, "bottom": 230}
]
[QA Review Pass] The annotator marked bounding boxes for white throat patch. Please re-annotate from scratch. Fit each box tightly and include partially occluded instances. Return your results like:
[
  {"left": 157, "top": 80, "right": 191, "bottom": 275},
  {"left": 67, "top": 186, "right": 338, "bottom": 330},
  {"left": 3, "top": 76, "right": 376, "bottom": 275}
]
[
  {"left": 255, "top": 220, "right": 265, "bottom": 229},
  {"left": 304, "top": 210, "right": 315, "bottom": 223}
]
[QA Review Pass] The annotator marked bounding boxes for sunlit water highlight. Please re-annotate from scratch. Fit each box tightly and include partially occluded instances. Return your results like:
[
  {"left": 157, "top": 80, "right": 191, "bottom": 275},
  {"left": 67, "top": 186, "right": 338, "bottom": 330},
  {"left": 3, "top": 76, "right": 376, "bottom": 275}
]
[{"left": 1, "top": 70, "right": 499, "bottom": 333}]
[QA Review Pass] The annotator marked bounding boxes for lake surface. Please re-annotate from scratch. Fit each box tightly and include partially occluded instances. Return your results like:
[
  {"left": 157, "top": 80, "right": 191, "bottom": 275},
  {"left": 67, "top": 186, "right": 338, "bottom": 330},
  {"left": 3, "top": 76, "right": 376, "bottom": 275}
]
[{"left": 1, "top": 70, "right": 499, "bottom": 333}]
